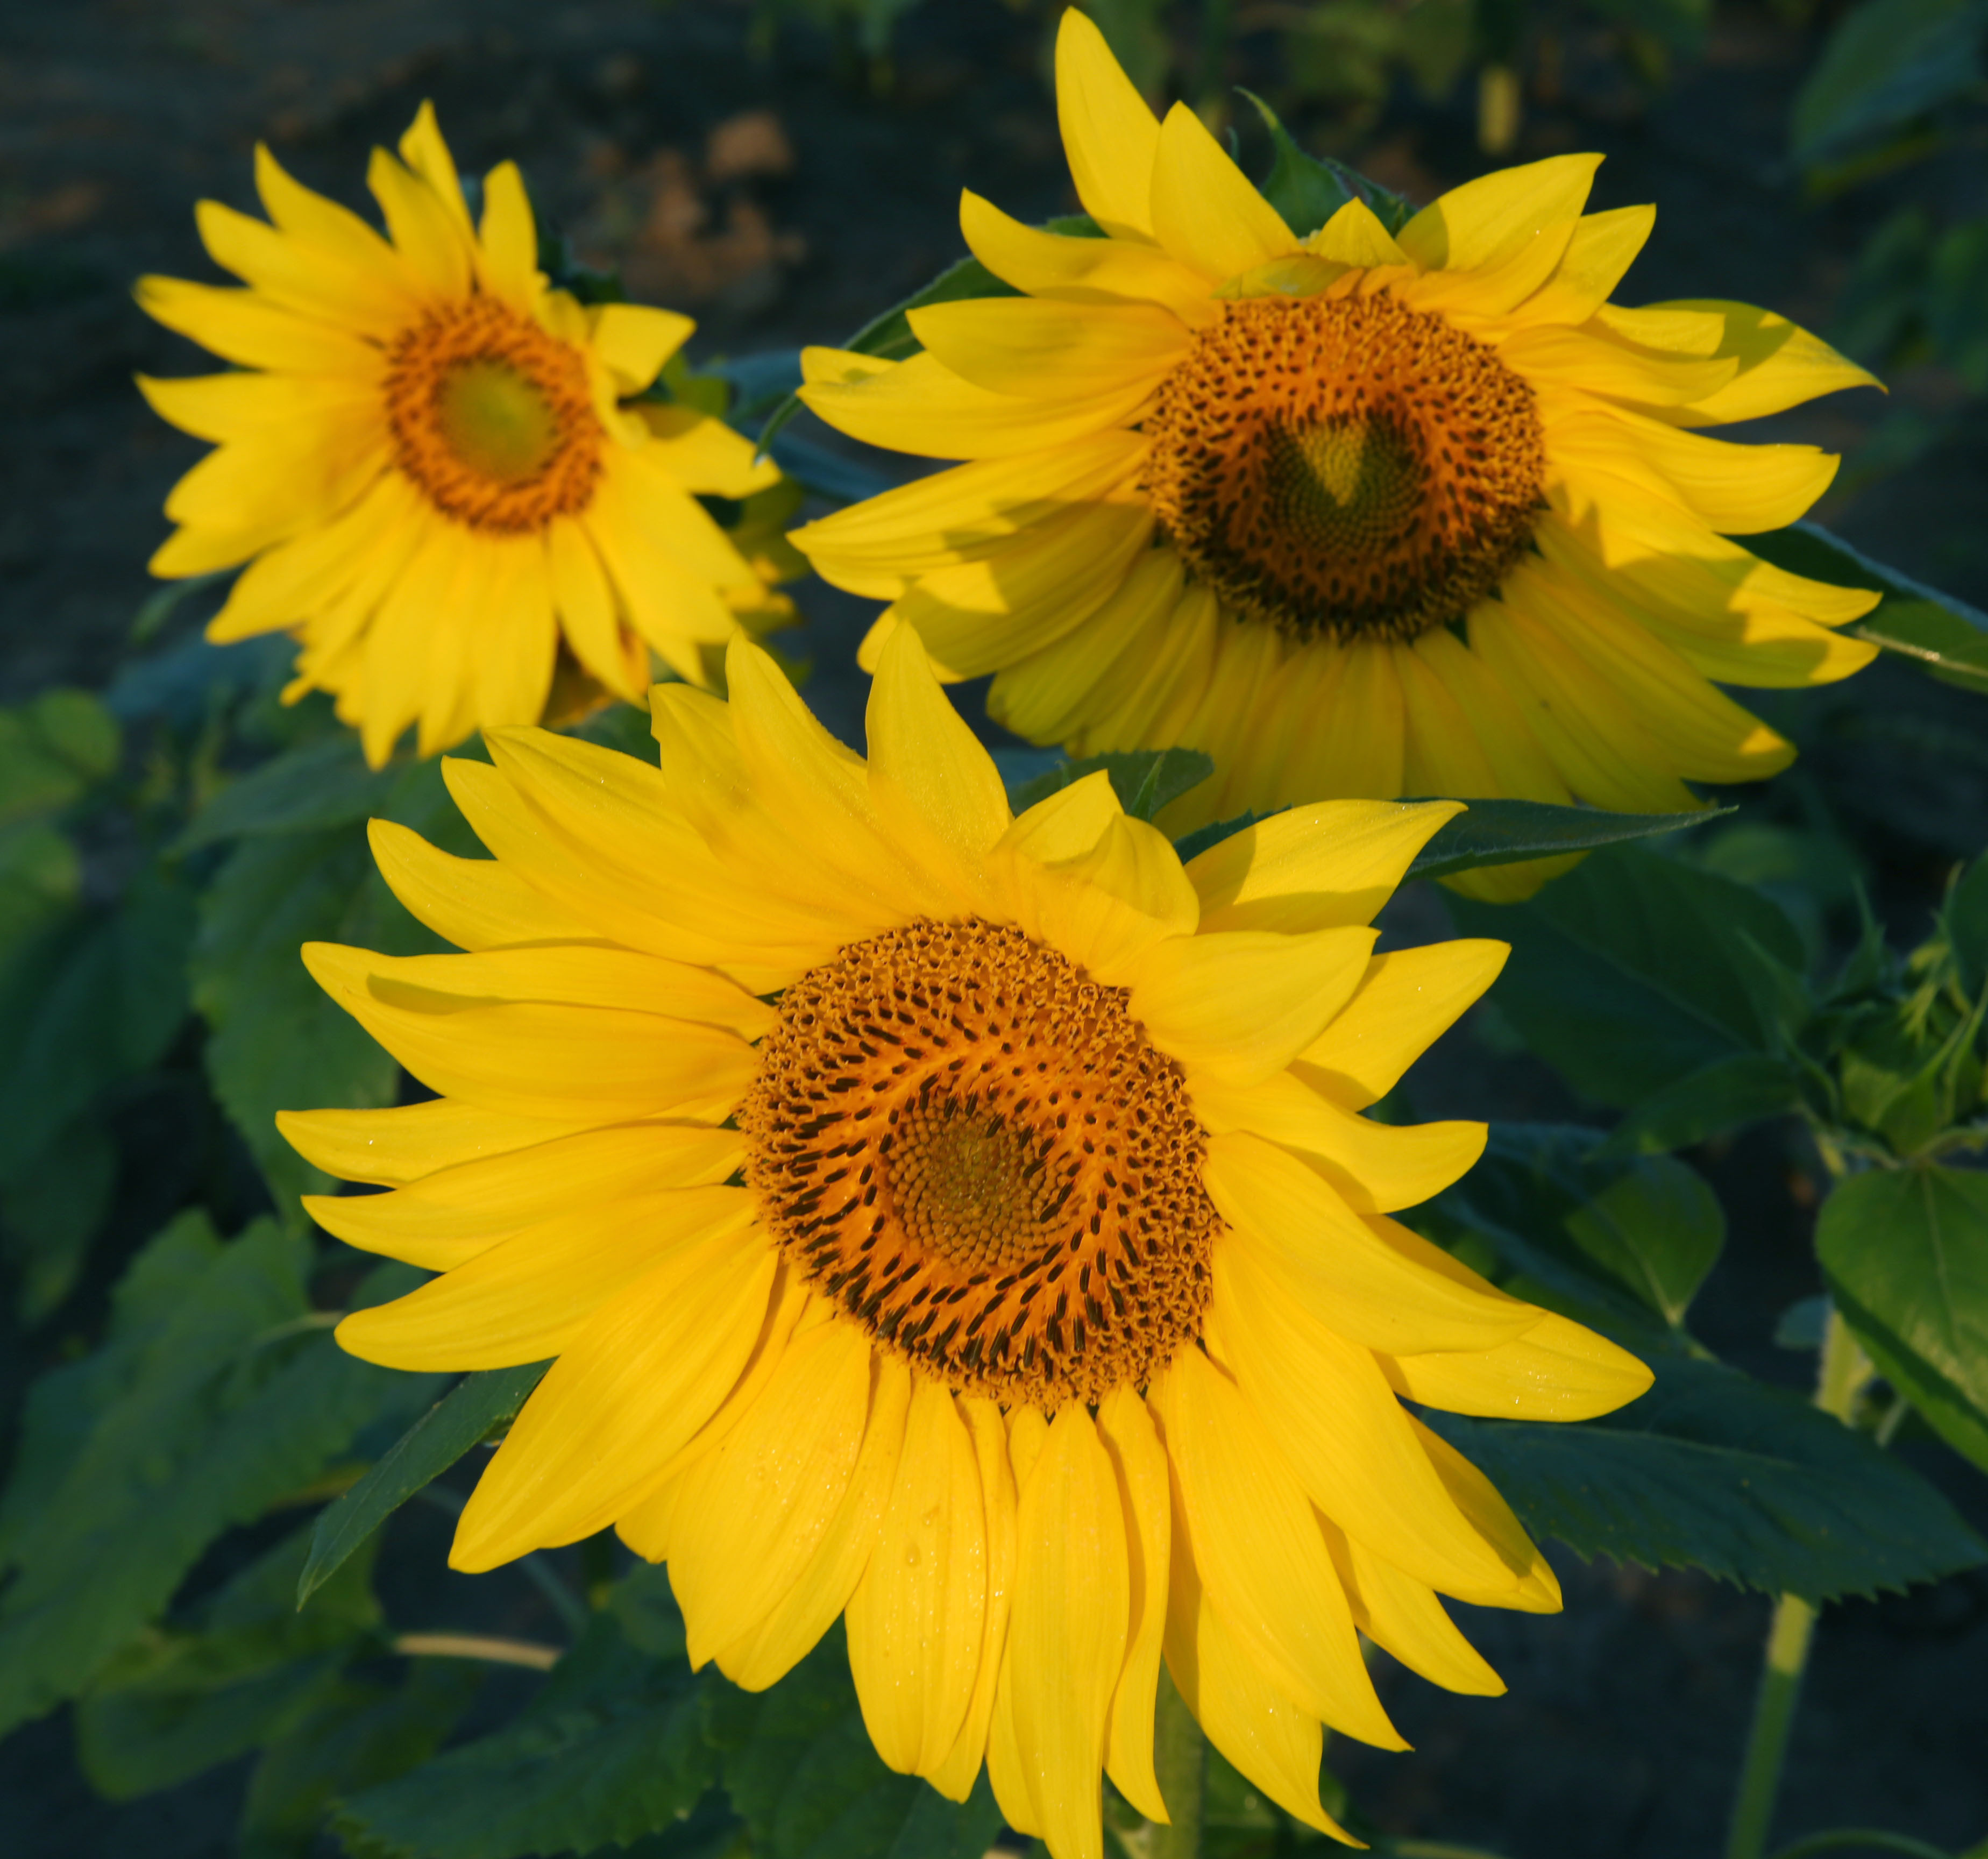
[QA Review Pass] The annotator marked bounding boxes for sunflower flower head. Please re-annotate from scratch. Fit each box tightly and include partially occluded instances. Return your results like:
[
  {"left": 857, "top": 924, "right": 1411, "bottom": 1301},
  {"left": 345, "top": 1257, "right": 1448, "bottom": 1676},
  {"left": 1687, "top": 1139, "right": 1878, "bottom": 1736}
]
[
  {"left": 139, "top": 104, "right": 790, "bottom": 766},
  {"left": 282, "top": 628, "right": 1651, "bottom": 1857},
  {"left": 790, "top": 10, "right": 1883, "bottom": 899}
]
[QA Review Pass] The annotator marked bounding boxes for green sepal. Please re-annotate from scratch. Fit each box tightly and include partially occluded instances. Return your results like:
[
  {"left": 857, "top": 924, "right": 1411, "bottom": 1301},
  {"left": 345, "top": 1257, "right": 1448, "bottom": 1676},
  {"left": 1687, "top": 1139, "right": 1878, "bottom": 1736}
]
[
  {"left": 1236, "top": 88, "right": 1415, "bottom": 237},
  {"left": 299, "top": 1363, "right": 552, "bottom": 1610}
]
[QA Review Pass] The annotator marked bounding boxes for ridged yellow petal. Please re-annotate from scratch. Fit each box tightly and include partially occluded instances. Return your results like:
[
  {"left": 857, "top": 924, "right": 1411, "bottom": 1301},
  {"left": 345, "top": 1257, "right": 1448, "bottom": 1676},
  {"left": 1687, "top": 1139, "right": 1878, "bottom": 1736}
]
[
  {"left": 1398, "top": 152, "right": 1602, "bottom": 273},
  {"left": 960, "top": 190, "right": 1216, "bottom": 324},
  {"left": 1506, "top": 324, "right": 1741, "bottom": 407},
  {"left": 1320, "top": 1516, "right": 1504, "bottom": 1695},
  {"left": 1149, "top": 103, "right": 1296, "bottom": 282},
  {"left": 1517, "top": 204, "right": 1654, "bottom": 324},
  {"left": 927, "top": 1395, "right": 1019, "bottom": 1802},
  {"left": 866, "top": 622, "right": 1011, "bottom": 857},
  {"left": 1133, "top": 927, "right": 1378, "bottom": 1087},
  {"left": 847, "top": 1379, "right": 988, "bottom": 1776},
  {"left": 1154, "top": 1347, "right": 1402, "bottom": 1748},
  {"left": 366, "top": 143, "right": 473, "bottom": 298},
  {"left": 139, "top": 370, "right": 379, "bottom": 444},
  {"left": 278, "top": 1096, "right": 598, "bottom": 1188},
  {"left": 1382, "top": 1309, "right": 1654, "bottom": 1421},
  {"left": 714, "top": 1354, "right": 913, "bottom": 1690},
  {"left": 637, "top": 402, "right": 779, "bottom": 498},
  {"left": 1194, "top": 1070, "right": 1485, "bottom": 1211},
  {"left": 1163, "top": 1540, "right": 1354, "bottom": 1843},
  {"left": 449, "top": 1227, "right": 777, "bottom": 1569},
  {"left": 1187, "top": 800, "right": 1461, "bottom": 935},
  {"left": 910, "top": 296, "right": 1188, "bottom": 401},
  {"left": 1096, "top": 1385, "right": 1172, "bottom": 1825},
  {"left": 1307, "top": 198, "right": 1407, "bottom": 267},
  {"left": 1054, "top": 8, "right": 1161, "bottom": 240},
  {"left": 1295, "top": 939, "right": 1508, "bottom": 1109},
  {"left": 303, "top": 1122, "right": 742, "bottom": 1264},
  {"left": 1208, "top": 1250, "right": 1521, "bottom": 1597},
  {"left": 335, "top": 1186, "right": 753, "bottom": 1369},
  {"left": 136, "top": 274, "right": 381, "bottom": 374},
  {"left": 1005, "top": 1402, "right": 1129, "bottom": 1859},
  {"left": 195, "top": 196, "right": 412, "bottom": 336},
  {"left": 1408, "top": 1417, "right": 1563, "bottom": 1612},
  {"left": 1205, "top": 1131, "right": 1536, "bottom": 1356},
  {"left": 801, "top": 349, "right": 1155, "bottom": 462},
  {"left": 1652, "top": 298, "right": 1882, "bottom": 426},
  {"left": 669, "top": 1315, "right": 872, "bottom": 1665}
]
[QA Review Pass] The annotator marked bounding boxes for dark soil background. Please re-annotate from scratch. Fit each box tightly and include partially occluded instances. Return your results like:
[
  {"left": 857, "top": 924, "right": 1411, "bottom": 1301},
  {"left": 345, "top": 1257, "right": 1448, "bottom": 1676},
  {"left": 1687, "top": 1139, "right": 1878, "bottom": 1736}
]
[{"left": 2, "top": 1, "right": 1985, "bottom": 1855}]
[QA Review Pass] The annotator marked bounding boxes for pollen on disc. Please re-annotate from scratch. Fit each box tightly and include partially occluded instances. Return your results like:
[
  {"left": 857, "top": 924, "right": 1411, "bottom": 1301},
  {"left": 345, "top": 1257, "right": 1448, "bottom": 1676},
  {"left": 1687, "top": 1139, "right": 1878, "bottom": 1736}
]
[
  {"left": 1141, "top": 292, "right": 1547, "bottom": 644},
  {"left": 386, "top": 295, "right": 604, "bottom": 533},
  {"left": 741, "top": 918, "right": 1218, "bottom": 1408}
]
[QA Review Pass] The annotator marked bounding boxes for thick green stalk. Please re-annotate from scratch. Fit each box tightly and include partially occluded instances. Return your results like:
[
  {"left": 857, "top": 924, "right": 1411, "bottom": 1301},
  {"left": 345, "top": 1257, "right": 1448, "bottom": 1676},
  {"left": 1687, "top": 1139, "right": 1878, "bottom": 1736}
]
[
  {"left": 1725, "top": 1307, "right": 1871, "bottom": 1859},
  {"left": 1149, "top": 1666, "right": 1205, "bottom": 1859}
]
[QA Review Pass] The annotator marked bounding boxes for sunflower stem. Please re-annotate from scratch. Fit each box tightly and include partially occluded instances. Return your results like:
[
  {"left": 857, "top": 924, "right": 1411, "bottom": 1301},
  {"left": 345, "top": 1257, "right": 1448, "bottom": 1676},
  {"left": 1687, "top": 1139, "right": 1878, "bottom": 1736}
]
[
  {"left": 1149, "top": 1665, "right": 1205, "bottom": 1859},
  {"left": 1725, "top": 1306, "right": 1871, "bottom": 1859}
]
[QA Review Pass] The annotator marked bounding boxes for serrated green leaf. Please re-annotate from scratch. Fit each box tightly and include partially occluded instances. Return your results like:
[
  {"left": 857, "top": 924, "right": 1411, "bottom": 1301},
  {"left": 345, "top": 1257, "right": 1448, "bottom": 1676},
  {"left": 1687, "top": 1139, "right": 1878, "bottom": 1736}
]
[
  {"left": 1404, "top": 798, "right": 1730, "bottom": 883},
  {"left": 1817, "top": 1163, "right": 1988, "bottom": 1470},
  {"left": 1790, "top": 0, "right": 1986, "bottom": 166},
  {"left": 1010, "top": 747, "right": 1215, "bottom": 822},
  {"left": 1237, "top": 88, "right": 1353, "bottom": 238},
  {"left": 334, "top": 1611, "right": 717, "bottom": 1859},
  {"left": 1425, "top": 1353, "right": 1986, "bottom": 1601},
  {"left": 1434, "top": 1122, "right": 1722, "bottom": 1333},
  {"left": 176, "top": 733, "right": 399, "bottom": 853},
  {"left": 1446, "top": 845, "right": 1808, "bottom": 1109},
  {"left": 300, "top": 1363, "right": 551, "bottom": 1609},
  {"left": 241, "top": 1664, "right": 482, "bottom": 1859},
  {"left": 76, "top": 1524, "right": 382, "bottom": 1799},
  {"left": 1748, "top": 520, "right": 1988, "bottom": 693},
  {"left": 718, "top": 1625, "right": 1003, "bottom": 1859},
  {"left": 1595, "top": 1052, "right": 1805, "bottom": 1158},
  {"left": 0, "top": 1218, "right": 436, "bottom": 1738}
]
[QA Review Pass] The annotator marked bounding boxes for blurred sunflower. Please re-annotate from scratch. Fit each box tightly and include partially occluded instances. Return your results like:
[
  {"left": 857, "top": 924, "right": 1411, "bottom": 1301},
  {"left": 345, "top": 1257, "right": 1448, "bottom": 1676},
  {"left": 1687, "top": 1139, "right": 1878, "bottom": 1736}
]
[
  {"left": 790, "top": 10, "right": 1880, "bottom": 899},
  {"left": 138, "top": 104, "right": 789, "bottom": 766},
  {"left": 282, "top": 628, "right": 1649, "bottom": 1856}
]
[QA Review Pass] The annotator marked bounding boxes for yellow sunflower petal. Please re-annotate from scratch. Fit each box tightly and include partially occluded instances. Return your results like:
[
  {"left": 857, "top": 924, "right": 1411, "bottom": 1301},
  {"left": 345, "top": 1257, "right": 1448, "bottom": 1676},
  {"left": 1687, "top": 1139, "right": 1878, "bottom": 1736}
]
[
  {"left": 1054, "top": 7, "right": 1162, "bottom": 240},
  {"left": 1397, "top": 152, "right": 1602, "bottom": 273},
  {"left": 910, "top": 296, "right": 1189, "bottom": 400},
  {"left": 448, "top": 1225, "right": 777, "bottom": 1569},
  {"left": 1652, "top": 299, "right": 1882, "bottom": 426},
  {"left": 1307, "top": 198, "right": 1407, "bottom": 267},
  {"left": 1154, "top": 1346, "right": 1403, "bottom": 1748},
  {"left": 1520, "top": 203, "right": 1655, "bottom": 324},
  {"left": 1005, "top": 1401, "right": 1130, "bottom": 1859},
  {"left": 277, "top": 1096, "right": 600, "bottom": 1189},
  {"left": 1206, "top": 1131, "right": 1536, "bottom": 1356},
  {"left": 867, "top": 621, "right": 1012, "bottom": 857},
  {"left": 1149, "top": 102, "right": 1296, "bottom": 281},
  {"left": 960, "top": 190, "right": 1217, "bottom": 324},
  {"left": 1381, "top": 1309, "right": 1653, "bottom": 1421},
  {"left": 136, "top": 274, "right": 382, "bottom": 374},
  {"left": 847, "top": 1379, "right": 989, "bottom": 1776},
  {"left": 366, "top": 145, "right": 473, "bottom": 299},
  {"left": 1408, "top": 1417, "right": 1563, "bottom": 1612},
  {"left": 1097, "top": 1384, "right": 1172, "bottom": 1825},
  {"left": 1294, "top": 939, "right": 1508, "bottom": 1110},
  {"left": 1187, "top": 800, "right": 1462, "bottom": 935},
  {"left": 1320, "top": 1516, "right": 1504, "bottom": 1695}
]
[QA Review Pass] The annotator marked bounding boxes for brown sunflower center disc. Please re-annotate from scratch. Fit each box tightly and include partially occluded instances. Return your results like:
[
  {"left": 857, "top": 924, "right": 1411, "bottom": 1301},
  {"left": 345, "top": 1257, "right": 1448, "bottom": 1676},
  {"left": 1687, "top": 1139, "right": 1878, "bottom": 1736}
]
[
  {"left": 1141, "top": 292, "right": 1546, "bottom": 643},
  {"left": 386, "top": 296, "right": 603, "bottom": 533},
  {"left": 742, "top": 918, "right": 1218, "bottom": 1408}
]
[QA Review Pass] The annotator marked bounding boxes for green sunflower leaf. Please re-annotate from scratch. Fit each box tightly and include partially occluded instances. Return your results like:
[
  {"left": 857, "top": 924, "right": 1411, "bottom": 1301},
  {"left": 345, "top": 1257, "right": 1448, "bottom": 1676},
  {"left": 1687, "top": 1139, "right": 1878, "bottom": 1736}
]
[
  {"left": 1403, "top": 797, "right": 1732, "bottom": 883},
  {"left": 1010, "top": 746, "right": 1215, "bottom": 822},
  {"left": 0, "top": 1217, "right": 437, "bottom": 1739},
  {"left": 335, "top": 1599, "right": 722, "bottom": 1859},
  {"left": 75, "top": 1524, "right": 382, "bottom": 1800},
  {"left": 1237, "top": 88, "right": 1353, "bottom": 239},
  {"left": 174, "top": 732, "right": 398, "bottom": 853},
  {"left": 713, "top": 1623, "right": 1003, "bottom": 1859},
  {"left": 1444, "top": 843, "right": 1810, "bottom": 1111},
  {"left": 1424, "top": 1352, "right": 1987, "bottom": 1602},
  {"left": 1817, "top": 1162, "right": 1988, "bottom": 1475},
  {"left": 1790, "top": 0, "right": 1986, "bottom": 168},
  {"left": 299, "top": 1363, "right": 552, "bottom": 1610},
  {"left": 1747, "top": 519, "right": 1988, "bottom": 694},
  {"left": 0, "top": 686, "right": 119, "bottom": 825}
]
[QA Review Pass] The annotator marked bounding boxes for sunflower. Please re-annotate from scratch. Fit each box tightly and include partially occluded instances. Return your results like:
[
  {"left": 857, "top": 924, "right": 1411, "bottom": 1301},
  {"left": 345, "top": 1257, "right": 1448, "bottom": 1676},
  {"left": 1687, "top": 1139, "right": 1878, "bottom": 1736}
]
[
  {"left": 281, "top": 628, "right": 1649, "bottom": 1855},
  {"left": 138, "top": 104, "right": 788, "bottom": 767},
  {"left": 789, "top": 11, "right": 1880, "bottom": 899}
]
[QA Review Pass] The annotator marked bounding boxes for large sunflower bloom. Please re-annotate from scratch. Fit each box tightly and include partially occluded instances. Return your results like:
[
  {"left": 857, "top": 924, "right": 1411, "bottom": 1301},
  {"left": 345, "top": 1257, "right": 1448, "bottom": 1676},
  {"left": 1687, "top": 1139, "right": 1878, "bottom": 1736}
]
[
  {"left": 281, "top": 629, "right": 1648, "bottom": 1855},
  {"left": 790, "top": 11, "right": 1880, "bottom": 898},
  {"left": 138, "top": 105, "right": 786, "bottom": 766}
]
